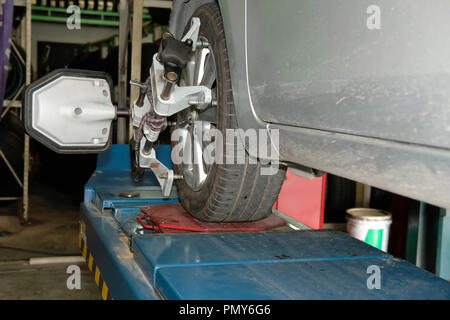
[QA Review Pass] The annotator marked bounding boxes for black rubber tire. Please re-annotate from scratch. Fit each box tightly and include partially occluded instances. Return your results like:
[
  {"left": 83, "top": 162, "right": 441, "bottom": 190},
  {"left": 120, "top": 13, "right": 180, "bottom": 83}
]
[
  {"left": 129, "top": 138, "right": 144, "bottom": 183},
  {"left": 5, "top": 45, "right": 26, "bottom": 101},
  {"left": 171, "top": 3, "right": 286, "bottom": 222},
  {"left": 0, "top": 113, "right": 24, "bottom": 199}
]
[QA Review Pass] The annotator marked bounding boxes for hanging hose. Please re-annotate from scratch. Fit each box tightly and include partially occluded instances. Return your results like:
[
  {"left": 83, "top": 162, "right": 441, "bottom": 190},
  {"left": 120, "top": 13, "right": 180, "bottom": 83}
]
[
  {"left": 130, "top": 77, "right": 167, "bottom": 182},
  {"left": 134, "top": 77, "right": 167, "bottom": 152}
]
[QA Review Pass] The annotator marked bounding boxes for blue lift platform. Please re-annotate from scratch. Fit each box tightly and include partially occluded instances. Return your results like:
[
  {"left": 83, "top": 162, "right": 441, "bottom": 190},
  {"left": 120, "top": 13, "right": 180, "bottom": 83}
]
[{"left": 79, "top": 145, "right": 450, "bottom": 300}]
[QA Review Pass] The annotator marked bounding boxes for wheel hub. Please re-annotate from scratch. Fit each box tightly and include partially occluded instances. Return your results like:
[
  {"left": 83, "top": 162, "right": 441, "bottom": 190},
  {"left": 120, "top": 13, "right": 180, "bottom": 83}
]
[{"left": 177, "top": 36, "right": 218, "bottom": 191}]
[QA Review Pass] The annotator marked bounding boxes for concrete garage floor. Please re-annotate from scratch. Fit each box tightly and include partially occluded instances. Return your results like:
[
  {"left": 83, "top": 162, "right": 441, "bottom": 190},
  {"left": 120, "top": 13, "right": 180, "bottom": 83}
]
[
  {"left": 0, "top": 183, "right": 101, "bottom": 300},
  {"left": 0, "top": 261, "right": 100, "bottom": 299}
]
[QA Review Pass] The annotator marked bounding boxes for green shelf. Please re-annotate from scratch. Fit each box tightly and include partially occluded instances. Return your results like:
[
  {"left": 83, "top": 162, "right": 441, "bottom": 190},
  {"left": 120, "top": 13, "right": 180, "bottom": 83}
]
[{"left": 31, "top": 5, "right": 152, "bottom": 27}]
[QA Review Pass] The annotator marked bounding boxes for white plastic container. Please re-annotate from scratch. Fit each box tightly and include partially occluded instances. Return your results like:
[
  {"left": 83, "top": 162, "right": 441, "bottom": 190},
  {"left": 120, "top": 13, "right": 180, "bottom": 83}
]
[{"left": 346, "top": 208, "right": 392, "bottom": 252}]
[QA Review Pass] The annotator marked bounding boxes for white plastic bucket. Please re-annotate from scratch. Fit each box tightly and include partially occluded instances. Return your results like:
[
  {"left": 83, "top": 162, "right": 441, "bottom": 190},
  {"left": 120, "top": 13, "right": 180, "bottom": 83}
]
[{"left": 346, "top": 208, "right": 392, "bottom": 252}]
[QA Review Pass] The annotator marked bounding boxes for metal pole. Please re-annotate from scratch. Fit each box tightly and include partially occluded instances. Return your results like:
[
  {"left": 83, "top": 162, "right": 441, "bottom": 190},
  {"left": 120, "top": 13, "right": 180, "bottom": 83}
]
[
  {"left": 22, "top": 0, "right": 32, "bottom": 223},
  {"left": 117, "top": 0, "right": 130, "bottom": 144},
  {"left": 129, "top": 0, "right": 143, "bottom": 138},
  {"left": 416, "top": 202, "right": 426, "bottom": 269},
  {"left": 436, "top": 209, "right": 450, "bottom": 280}
]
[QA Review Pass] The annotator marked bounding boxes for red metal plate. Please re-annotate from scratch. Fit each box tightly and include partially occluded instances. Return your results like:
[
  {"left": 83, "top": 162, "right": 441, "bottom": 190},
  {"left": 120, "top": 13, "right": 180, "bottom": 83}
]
[
  {"left": 140, "top": 203, "right": 286, "bottom": 233},
  {"left": 273, "top": 170, "right": 327, "bottom": 229}
]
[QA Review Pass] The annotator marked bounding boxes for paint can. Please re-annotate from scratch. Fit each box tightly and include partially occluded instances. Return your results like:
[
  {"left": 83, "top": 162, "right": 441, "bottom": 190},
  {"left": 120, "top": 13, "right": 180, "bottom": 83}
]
[{"left": 346, "top": 208, "right": 392, "bottom": 252}]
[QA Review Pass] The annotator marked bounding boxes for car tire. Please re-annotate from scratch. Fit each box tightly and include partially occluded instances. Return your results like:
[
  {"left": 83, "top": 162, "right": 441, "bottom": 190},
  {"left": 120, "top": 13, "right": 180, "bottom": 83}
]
[
  {"left": 171, "top": 2, "right": 286, "bottom": 222},
  {"left": 0, "top": 113, "right": 24, "bottom": 199}
]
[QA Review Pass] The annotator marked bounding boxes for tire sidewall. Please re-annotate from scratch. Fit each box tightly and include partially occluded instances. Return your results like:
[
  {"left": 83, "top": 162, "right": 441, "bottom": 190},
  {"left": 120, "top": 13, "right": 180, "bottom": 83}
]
[{"left": 171, "top": 3, "right": 233, "bottom": 215}]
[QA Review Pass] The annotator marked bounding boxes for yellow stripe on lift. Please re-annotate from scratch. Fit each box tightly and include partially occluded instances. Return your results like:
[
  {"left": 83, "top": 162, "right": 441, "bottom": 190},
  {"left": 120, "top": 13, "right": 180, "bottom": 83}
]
[
  {"left": 78, "top": 233, "right": 82, "bottom": 249},
  {"left": 94, "top": 266, "right": 100, "bottom": 286},
  {"left": 81, "top": 220, "right": 86, "bottom": 235},
  {"left": 101, "top": 282, "right": 109, "bottom": 300},
  {"left": 88, "top": 253, "right": 94, "bottom": 272},
  {"left": 82, "top": 242, "right": 87, "bottom": 259}
]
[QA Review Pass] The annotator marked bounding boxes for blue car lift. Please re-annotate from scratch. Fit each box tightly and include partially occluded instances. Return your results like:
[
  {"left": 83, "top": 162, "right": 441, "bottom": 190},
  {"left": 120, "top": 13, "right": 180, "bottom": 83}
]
[{"left": 79, "top": 144, "right": 450, "bottom": 300}]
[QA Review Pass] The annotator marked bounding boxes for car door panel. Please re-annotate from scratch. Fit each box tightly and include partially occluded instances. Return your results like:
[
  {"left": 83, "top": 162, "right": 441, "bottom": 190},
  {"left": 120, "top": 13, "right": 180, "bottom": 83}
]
[{"left": 246, "top": 0, "right": 450, "bottom": 149}]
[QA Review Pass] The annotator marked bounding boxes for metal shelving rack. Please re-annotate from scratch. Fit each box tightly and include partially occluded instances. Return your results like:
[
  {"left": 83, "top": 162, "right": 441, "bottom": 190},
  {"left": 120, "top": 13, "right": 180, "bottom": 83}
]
[
  {"left": 1, "top": 0, "right": 171, "bottom": 222},
  {"left": 0, "top": 0, "right": 33, "bottom": 222},
  {"left": 31, "top": 5, "right": 152, "bottom": 27}
]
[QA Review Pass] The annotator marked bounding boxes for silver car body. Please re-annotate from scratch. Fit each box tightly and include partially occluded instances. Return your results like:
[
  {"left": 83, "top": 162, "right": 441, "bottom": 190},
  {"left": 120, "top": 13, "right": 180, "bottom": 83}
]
[{"left": 169, "top": 0, "right": 450, "bottom": 209}]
